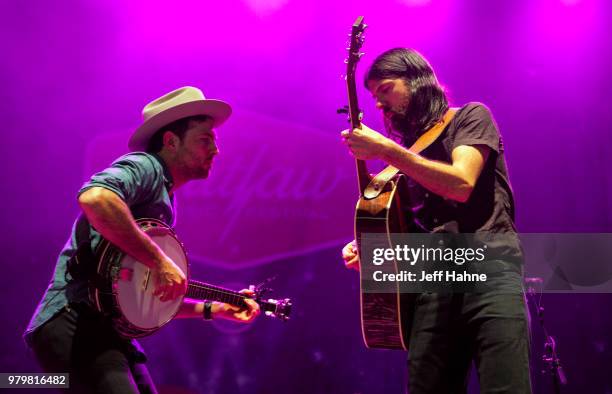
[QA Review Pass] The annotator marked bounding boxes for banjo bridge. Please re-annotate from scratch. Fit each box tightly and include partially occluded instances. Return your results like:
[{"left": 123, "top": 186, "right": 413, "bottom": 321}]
[{"left": 142, "top": 269, "right": 151, "bottom": 291}]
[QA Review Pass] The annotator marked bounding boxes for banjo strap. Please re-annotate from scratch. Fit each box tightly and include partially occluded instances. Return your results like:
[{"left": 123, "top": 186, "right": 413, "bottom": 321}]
[{"left": 66, "top": 214, "right": 106, "bottom": 290}]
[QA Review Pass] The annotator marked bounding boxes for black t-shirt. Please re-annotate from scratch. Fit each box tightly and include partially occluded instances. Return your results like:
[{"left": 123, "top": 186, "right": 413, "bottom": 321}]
[{"left": 404, "top": 102, "right": 522, "bottom": 267}]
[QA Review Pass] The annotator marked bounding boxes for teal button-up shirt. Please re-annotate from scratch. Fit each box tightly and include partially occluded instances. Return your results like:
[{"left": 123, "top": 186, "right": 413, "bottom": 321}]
[{"left": 25, "top": 152, "right": 175, "bottom": 338}]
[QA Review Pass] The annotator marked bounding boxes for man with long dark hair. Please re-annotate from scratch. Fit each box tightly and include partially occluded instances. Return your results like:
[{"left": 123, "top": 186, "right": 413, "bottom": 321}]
[{"left": 341, "top": 48, "right": 531, "bottom": 393}]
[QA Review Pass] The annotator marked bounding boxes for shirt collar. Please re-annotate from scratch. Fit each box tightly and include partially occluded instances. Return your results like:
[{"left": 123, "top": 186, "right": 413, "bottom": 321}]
[{"left": 150, "top": 152, "right": 174, "bottom": 191}]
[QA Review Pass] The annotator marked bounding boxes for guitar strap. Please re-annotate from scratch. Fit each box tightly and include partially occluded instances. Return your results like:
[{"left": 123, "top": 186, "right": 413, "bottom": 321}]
[{"left": 363, "top": 108, "right": 458, "bottom": 200}]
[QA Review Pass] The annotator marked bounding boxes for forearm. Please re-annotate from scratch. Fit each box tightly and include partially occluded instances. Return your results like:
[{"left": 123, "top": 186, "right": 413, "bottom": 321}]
[
  {"left": 175, "top": 298, "right": 225, "bottom": 319},
  {"left": 78, "top": 187, "right": 166, "bottom": 269},
  {"left": 176, "top": 299, "right": 204, "bottom": 319},
  {"left": 382, "top": 141, "right": 473, "bottom": 202}
]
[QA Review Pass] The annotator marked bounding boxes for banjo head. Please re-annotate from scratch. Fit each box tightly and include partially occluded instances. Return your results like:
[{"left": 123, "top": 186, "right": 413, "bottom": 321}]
[{"left": 96, "top": 219, "right": 189, "bottom": 337}]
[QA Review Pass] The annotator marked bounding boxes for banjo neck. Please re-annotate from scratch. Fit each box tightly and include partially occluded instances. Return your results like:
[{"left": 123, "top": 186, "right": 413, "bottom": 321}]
[
  {"left": 186, "top": 280, "right": 247, "bottom": 307},
  {"left": 92, "top": 218, "right": 291, "bottom": 338},
  {"left": 186, "top": 279, "right": 279, "bottom": 316}
]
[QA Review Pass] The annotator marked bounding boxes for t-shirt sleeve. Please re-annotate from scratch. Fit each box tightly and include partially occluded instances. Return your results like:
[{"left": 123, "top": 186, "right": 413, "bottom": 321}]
[
  {"left": 451, "top": 103, "right": 500, "bottom": 154},
  {"left": 78, "top": 153, "right": 163, "bottom": 207}
]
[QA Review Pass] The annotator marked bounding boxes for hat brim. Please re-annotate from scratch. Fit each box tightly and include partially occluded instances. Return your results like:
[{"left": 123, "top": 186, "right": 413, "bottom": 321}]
[{"left": 128, "top": 99, "right": 232, "bottom": 151}]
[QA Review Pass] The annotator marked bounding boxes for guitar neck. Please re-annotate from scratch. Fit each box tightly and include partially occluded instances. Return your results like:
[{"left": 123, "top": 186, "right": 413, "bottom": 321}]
[
  {"left": 355, "top": 160, "right": 370, "bottom": 196},
  {"left": 186, "top": 280, "right": 275, "bottom": 313},
  {"left": 349, "top": 85, "right": 370, "bottom": 194},
  {"left": 345, "top": 16, "right": 370, "bottom": 196}
]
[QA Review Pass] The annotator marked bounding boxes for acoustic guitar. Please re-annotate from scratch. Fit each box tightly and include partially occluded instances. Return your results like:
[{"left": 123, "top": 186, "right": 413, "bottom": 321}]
[{"left": 344, "top": 17, "right": 455, "bottom": 350}]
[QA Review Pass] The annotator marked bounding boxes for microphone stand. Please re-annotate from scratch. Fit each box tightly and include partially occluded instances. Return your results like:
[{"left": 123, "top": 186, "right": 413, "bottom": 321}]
[{"left": 525, "top": 278, "right": 567, "bottom": 394}]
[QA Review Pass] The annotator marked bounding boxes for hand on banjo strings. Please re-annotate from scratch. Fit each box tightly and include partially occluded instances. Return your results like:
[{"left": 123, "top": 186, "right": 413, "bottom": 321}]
[{"left": 153, "top": 255, "right": 188, "bottom": 302}]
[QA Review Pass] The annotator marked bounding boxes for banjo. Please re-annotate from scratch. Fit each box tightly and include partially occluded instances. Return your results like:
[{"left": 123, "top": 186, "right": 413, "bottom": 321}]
[{"left": 89, "top": 218, "right": 292, "bottom": 338}]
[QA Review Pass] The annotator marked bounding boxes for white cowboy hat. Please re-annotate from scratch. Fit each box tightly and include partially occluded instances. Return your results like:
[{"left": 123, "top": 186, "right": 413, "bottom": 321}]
[{"left": 128, "top": 86, "right": 232, "bottom": 151}]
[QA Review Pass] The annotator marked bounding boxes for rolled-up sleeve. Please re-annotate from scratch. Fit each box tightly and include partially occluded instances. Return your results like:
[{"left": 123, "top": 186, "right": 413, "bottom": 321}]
[{"left": 78, "top": 153, "right": 164, "bottom": 207}]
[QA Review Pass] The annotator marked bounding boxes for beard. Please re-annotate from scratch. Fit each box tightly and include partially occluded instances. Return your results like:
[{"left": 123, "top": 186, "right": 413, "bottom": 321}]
[
  {"left": 176, "top": 155, "right": 211, "bottom": 180},
  {"left": 387, "top": 108, "right": 411, "bottom": 134},
  {"left": 192, "top": 167, "right": 211, "bottom": 179},
  {"left": 189, "top": 163, "right": 211, "bottom": 179},
  {"left": 383, "top": 97, "right": 416, "bottom": 144}
]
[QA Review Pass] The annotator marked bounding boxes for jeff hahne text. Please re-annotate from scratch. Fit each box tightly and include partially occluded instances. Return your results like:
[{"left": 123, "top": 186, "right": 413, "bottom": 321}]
[{"left": 371, "top": 244, "right": 489, "bottom": 283}]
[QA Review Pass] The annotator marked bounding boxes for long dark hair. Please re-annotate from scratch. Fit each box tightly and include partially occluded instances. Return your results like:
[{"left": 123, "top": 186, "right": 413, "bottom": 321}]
[{"left": 364, "top": 48, "right": 448, "bottom": 145}]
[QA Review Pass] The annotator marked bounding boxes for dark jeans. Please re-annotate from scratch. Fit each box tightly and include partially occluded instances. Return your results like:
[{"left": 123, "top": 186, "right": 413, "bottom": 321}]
[
  {"left": 407, "top": 282, "right": 532, "bottom": 393},
  {"left": 27, "top": 304, "right": 157, "bottom": 394}
]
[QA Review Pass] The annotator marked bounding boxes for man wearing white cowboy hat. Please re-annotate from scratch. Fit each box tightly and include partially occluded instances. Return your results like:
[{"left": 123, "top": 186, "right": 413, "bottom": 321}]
[{"left": 25, "top": 86, "right": 260, "bottom": 393}]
